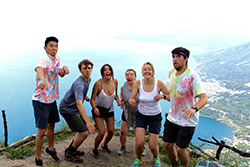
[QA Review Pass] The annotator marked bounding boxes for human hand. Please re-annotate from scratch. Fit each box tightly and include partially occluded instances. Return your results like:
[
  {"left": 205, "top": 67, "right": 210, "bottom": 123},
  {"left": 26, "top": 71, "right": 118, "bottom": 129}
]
[
  {"left": 117, "top": 100, "right": 122, "bottom": 107},
  {"left": 182, "top": 108, "right": 196, "bottom": 119},
  {"left": 87, "top": 122, "right": 96, "bottom": 134},
  {"left": 93, "top": 107, "right": 100, "bottom": 116},
  {"left": 128, "top": 98, "right": 136, "bottom": 107},
  {"left": 153, "top": 94, "right": 164, "bottom": 101},
  {"left": 37, "top": 80, "right": 47, "bottom": 90},
  {"left": 121, "top": 101, "right": 126, "bottom": 109},
  {"left": 62, "top": 66, "right": 69, "bottom": 74}
]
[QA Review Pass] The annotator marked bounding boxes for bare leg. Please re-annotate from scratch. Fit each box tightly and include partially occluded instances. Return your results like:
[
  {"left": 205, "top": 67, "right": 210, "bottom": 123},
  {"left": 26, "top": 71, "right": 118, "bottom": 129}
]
[
  {"left": 36, "top": 128, "right": 47, "bottom": 159},
  {"left": 177, "top": 146, "right": 189, "bottom": 167},
  {"left": 164, "top": 142, "right": 178, "bottom": 163},
  {"left": 148, "top": 133, "right": 159, "bottom": 158},
  {"left": 102, "top": 116, "right": 114, "bottom": 146},
  {"left": 135, "top": 128, "right": 145, "bottom": 160},
  {"left": 72, "top": 131, "right": 89, "bottom": 149},
  {"left": 93, "top": 117, "right": 105, "bottom": 149},
  {"left": 119, "top": 120, "right": 129, "bottom": 147},
  {"left": 46, "top": 123, "right": 55, "bottom": 150}
]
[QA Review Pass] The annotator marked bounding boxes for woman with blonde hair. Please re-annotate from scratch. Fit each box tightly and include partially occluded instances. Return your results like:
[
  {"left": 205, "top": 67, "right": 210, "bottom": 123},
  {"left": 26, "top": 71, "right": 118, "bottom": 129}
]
[{"left": 129, "top": 62, "right": 170, "bottom": 167}]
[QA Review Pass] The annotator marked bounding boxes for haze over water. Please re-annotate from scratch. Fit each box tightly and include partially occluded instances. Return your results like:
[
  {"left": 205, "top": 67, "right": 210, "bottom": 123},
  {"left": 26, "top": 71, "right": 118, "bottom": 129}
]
[{"left": 0, "top": 47, "right": 235, "bottom": 147}]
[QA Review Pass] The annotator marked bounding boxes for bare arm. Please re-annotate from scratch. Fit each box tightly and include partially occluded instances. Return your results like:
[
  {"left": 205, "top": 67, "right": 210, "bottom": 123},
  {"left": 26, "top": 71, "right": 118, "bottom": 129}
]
[
  {"left": 120, "top": 84, "right": 125, "bottom": 109},
  {"left": 182, "top": 93, "right": 208, "bottom": 119},
  {"left": 114, "top": 79, "right": 122, "bottom": 106},
  {"left": 128, "top": 80, "right": 140, "bottom": 106},
  {"left": 90, "top": 80, "right": 101, "bottom": 116},
  {"left": 154, "top": 80, "right": 170, "bottom": 101},
  {"left": 76, "top": 99, "right": 95, "bottom": 134},
  {"left": 85, "top": 95, "right": 90, "bottom": 102},
  {"left": 35, "top": 67, "right": 47, "bottom": 90}
]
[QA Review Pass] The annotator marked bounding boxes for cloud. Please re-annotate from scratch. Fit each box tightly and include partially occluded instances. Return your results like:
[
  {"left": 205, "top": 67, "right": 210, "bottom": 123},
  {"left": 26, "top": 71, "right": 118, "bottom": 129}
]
[{"left": 0, "top": 0, "right": 249, "bottom": 55}]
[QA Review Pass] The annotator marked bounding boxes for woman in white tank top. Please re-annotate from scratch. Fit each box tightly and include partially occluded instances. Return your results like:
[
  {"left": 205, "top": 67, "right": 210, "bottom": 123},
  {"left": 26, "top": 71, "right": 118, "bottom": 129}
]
[
  {"left": 90, "top": 64, "right": 122, "bottom": 158},
  {"left": 128, "top": 62, "right": 170, "bottom": 166}
]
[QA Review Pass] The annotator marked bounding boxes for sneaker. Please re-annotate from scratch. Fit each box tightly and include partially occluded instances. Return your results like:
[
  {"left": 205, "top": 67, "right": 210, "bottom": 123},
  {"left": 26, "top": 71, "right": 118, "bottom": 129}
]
[
  {"left": 142, "top": 147, "right": 146, "bottom": 156},
  {"left": 101, "top": 145, "right": 112, "bottom": 153},
  {"left": 153, "top": 157, "right": 161, "bottom": 167},
  {"left": 132, "top": 158, "right": 142, "bottom": 167},
  {"left": 35, "top": 157, "right": 43, "bottom": 166},
  {"left": 65, "top": 149, "right": 83, "bottom": 163},
  {"left": 91, "top": 149, "right": 99, "bottom": 159},
  {"left": 45, "top": 147, "right": 60, "bottom": 161},
  {"left": 117, "top": 146, "right": 126, "bottom": 155}
]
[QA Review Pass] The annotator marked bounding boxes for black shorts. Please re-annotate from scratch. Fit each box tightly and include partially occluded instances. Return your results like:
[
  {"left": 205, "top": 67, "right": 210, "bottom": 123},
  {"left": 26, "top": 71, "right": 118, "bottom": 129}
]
[
  {"left": 121, "top": 111, "right": 127, "bottom": 122},
  {"left": 163, "top": 119, "right": 195, "bottom": 148},
  {"left": 91, "top": 106, "right": 114, "bottom": 118},
  {"left": 135, "top": 111, "right": 162, "bottom": 134},
  {"left": 32, "top": 100, "right": 60, "bottom": 128},
  {"left": 60, "top": 112, "right": 88, "bottom": 132}
]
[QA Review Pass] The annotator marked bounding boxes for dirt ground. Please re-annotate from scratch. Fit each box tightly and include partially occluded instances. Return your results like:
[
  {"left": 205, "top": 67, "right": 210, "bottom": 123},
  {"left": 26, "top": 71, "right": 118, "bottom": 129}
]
[{"left": 0, "top": 133, "right": 171, "bottom": 167}]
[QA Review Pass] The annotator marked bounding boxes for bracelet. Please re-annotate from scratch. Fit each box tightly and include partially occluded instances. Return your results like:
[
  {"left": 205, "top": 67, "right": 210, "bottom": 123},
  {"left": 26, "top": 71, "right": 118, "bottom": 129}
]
[{"left": 121, "top": 99, "right": 124, "bottom": 102}]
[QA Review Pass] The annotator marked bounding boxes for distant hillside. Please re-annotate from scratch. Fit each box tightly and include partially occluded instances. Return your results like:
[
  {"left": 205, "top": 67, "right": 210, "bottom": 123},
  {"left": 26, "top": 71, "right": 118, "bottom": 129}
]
[
  {"left": 194, "top": 41, "right": 250, "bottom": 90},
  {"left": 193, "top": 42, "right": 250, "bottom": 153}
]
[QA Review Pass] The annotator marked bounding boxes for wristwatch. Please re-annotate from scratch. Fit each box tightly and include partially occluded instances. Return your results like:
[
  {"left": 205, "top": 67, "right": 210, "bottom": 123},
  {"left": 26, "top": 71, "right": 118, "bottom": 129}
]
[
  {"left": 191, "top": 106, "right": 198, "bottom": 112},
  {"left": 163, "top": 94, "right": 166, "bottom": 99}
]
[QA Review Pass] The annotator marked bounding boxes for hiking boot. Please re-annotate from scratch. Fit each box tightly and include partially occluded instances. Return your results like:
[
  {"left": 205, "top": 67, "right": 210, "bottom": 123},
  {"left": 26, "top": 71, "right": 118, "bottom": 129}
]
[
  {"left": 117, "top": 146, "right": 126, "bottom": 155},
  {"left": 35, "top": 157, "right": 43, "bottom": 166},
  {"left": 76, "top": 150, "right": 85, "bottom": 156},
  {"left": 132, "top": 158, "right": 142, "bottom": 167},
  {"left": 153, "top": 157, "right": 161, "bottom": 167},
  {"left": 45, "top": 147, "right": 60, "bottom": 161},
  {"left": 91, "top": 149, "right": 99, "bottom": 159},
  {"left": 142, "top": 147, "right": 146, "bottom": 156},
  {"left": 101, "top": 145, "right": 112, "bottom": 153},
  {"left": 64, "top": 148, "right": 83, "bottom": 163}
]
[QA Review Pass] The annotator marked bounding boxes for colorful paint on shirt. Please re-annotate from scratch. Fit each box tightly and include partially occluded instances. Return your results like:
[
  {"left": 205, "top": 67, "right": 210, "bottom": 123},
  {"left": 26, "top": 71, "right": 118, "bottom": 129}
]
[
  {"left": 167, "top": 67, "right": 205, "bottom": 127},
  {"left": 33, "top": 54, "right": 61, "bottom": 104}
]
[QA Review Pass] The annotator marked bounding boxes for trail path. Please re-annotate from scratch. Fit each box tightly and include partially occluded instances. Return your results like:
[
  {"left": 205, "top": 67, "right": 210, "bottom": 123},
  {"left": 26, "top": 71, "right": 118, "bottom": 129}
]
[{"left": 1, "top": 134, "right": 170, "bottom": 167}]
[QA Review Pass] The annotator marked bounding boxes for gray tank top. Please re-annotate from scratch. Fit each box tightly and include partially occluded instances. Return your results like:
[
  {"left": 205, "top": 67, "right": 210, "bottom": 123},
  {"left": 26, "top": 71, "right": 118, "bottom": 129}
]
[{"left": 122, "top": 82, "right": 138, "bottom": 127}]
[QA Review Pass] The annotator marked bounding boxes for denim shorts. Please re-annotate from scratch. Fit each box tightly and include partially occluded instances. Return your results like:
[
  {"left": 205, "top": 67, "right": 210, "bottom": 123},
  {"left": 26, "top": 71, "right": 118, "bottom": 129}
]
[
  {"left": 163, "top": 119, "right": 195, "bottom": 148},
  {"left": 135, "top": 111, "right": 162, "bottom": 134},
  {"left": 60, "top": 112, "right": 88, "bottom": 132},
  {"left": 32, "top": 100, "right": 60, "bottom": 128}
]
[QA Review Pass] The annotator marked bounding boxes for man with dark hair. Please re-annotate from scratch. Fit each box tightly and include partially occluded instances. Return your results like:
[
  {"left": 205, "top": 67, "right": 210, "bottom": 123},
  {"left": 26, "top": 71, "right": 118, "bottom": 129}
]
[
  {"left": 32, "top": 36, "right": 69, "bottom": 166},
  {"left": 59, "top": 59, "right": 96, "bottom": 163},
  {"left": 163, "top": 47, "right": 207, "bottom": 167}
]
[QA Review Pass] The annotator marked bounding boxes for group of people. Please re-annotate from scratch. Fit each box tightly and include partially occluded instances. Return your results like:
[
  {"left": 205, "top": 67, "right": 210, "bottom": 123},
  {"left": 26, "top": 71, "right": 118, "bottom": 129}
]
[{"left": 32, "top": 36, "right": 207, "bottom": 167}]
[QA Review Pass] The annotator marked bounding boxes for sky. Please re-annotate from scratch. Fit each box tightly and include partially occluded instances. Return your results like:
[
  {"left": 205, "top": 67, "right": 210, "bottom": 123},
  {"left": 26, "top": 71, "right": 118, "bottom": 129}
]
[{"left": 1, "top": 0, "right": 250, "bottom": 56}]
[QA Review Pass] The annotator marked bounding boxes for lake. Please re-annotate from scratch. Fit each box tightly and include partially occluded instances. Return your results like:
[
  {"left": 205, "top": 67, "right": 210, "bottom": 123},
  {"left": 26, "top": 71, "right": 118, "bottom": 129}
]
[{"left": 0, "top": 47, "right": 235, "bottom": 147}]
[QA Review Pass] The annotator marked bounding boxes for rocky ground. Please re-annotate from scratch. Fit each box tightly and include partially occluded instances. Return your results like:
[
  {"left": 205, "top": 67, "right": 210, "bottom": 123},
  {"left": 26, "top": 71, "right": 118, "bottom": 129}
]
[{"left": 0, "top": 133, "right": 171, "bottom": 167}]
